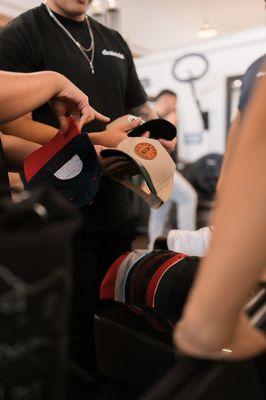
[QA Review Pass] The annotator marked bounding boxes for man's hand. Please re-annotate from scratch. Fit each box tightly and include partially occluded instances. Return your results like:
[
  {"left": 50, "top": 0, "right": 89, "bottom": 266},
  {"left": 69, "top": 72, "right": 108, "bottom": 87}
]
[
  {"left": 94, "top": 144, "right": 107, "bottom": 157},
  {"left": 50, "top": 74, "right": 110, "bottom": 132},
  {"left": 174, "top": 314, "right": 266, "bottom": 361},
  {"left": 159, "top": 137, "right": 177, "bottom": 153},
  {"left": 106, "top": 114, "right": 143, "bottom": 132},
  {"left": 107, "top": 114, "right": 177, "bottom": 153},
  {"left": 129, "top": 103, "right": 178, "bottom": 153},
  {"left": 165, "top": 110, "right": 178, "bottom": 127},
  {"left": 89, "top": 115, "right": 144, "bottom": 148}
]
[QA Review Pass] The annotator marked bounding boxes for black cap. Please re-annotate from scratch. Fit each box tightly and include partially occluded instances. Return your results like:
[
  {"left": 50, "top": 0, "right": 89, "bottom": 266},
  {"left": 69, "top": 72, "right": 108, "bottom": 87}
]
[{"left": 128, "top": 119, "right": 176, "bottom": 141}]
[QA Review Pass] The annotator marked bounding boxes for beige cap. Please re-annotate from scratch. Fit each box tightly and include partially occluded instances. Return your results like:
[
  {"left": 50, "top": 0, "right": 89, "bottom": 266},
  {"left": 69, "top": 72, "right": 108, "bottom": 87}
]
[{"left": 100, "top": 137, "right": 176, "bottom": 208}]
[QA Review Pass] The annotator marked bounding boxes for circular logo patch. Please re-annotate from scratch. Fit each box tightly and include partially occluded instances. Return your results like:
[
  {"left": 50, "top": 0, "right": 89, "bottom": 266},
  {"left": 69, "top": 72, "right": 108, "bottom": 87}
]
[{"left": 134, "top": 142, "right": 157, "bottom": 160}]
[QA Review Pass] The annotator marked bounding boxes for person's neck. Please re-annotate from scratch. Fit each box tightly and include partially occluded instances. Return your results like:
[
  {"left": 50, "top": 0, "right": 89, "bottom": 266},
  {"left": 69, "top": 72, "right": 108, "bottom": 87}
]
[{"left": 46, "top": 1, "right": 85, "bottom": 22}]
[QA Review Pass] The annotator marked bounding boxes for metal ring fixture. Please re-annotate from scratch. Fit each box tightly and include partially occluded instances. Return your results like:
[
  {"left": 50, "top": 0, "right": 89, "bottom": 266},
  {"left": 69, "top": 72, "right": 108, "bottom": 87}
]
[{"left": 172, "top": 52, "right": 209, "bottom": 83}]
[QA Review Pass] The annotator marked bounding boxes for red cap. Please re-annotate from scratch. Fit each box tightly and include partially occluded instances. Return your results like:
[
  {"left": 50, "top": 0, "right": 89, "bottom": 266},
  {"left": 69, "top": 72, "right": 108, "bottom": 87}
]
[{"left": 24, "top": 118, "right": 80, "bottom": 182}]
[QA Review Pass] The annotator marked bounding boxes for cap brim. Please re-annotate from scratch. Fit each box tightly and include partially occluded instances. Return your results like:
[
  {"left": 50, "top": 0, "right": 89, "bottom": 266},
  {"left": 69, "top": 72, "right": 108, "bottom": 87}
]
[
  {"left": 100, "top": 148, "right": 157, "bottom": 195},
  {"left": 157, "top": 173, "right": 174, "bottom": 203},
  {"left": 100, "top": 148, "right": 129, "bottom": 159},
  {"left": 141, "top": 173, "right": 174, "bottom": 204},
  {"left": 115, "top": 177, "right": 163, "bottom": 209},
  {"left": 100, "top": 150, "right": 140, "bottom": 176},
  {"left": 102, "top": 158, "right": 139, "bottom": 177}
]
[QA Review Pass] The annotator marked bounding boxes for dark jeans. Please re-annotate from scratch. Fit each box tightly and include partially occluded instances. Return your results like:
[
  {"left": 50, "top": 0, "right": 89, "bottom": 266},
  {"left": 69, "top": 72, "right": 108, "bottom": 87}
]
[{"left": 69, "top": 218, "right": 136, "bottom": 373}]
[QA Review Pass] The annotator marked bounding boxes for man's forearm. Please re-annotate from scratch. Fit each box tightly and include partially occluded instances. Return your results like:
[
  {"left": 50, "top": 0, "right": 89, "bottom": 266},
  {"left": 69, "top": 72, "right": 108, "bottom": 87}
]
[
  {"left": 1, "top": 134, "right": 40, "bottom": 171},
  {"left": 0, "top": 71, "right": 62, "bottom": 124},
  {"left": 178, "top": 81, "right": 266, "bottom": 351},
  {"left": 130, "top": 102, "right": 158, "bottom": 121},
  {"left": 217, "top": 112, "right": 241, "bottom": 194},
  {"left": 0, "top": 116, "right": 58, "bottom": 145}
]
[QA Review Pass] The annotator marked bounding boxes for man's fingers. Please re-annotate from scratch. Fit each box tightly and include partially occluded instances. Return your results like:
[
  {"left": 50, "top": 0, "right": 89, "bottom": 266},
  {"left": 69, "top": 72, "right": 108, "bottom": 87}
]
[
  {"left": 159, "top": 137, "right": 177, "bottom": 153},
  {"left": 94, "top": 144, "right": 107, "bottom": 157},
  {"left": 159, "top": 137, "right": 177, "bottom": 146},
  {"left": 127, "top": 117, "right": 143, "bottom": 130},
  {"left": 77, "top": 102, "right": 96, "bottom": 129},
  {"left": 81, "top": 108, "right": 110, "bottom": 129},
  {"left": 123, "top": 116, "right": 143, "bottom": 133},
  {"left": 92, "top": 107, "right": 110, "bottom": 123},
  {"left": 142, "top": 131, "right": 150, "bottom": 138},
  {"left": 71, "top": 111, "right": 82, "bottom": 126},
  {"left": 172, "top": 137, "right": 177, "bottom": 147},
  {"left": 128, "top": 114, "right": 144, "bottom": 124},
  {"left": 79, "top": 112, "right": 93, "bottom": 130},
  {"left": 57, "top": 114, "right": 69, "bottom": 134}
]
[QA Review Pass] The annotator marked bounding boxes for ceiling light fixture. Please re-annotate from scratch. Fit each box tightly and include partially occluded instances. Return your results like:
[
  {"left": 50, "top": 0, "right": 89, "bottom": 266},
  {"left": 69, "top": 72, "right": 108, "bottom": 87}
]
[
  {"left": 197, "top": 21, "right": 218, "bottom": 39},
  {"left": 107, "top": 0, "right": 117, "bottom": 10},
  {"left": 197, "top": 0, "right": 218, "bottom": 39}
]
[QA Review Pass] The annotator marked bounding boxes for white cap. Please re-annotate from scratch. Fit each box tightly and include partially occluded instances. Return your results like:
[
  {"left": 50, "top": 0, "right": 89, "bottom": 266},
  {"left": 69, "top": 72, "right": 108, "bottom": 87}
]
[{"left": 100, "top": 137, "right": 176, "bottom": 208}]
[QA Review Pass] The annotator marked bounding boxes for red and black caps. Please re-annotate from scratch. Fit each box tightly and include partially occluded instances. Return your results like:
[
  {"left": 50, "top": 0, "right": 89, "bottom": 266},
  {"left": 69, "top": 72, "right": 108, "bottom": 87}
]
[
  {"left": 100, "top": 250, "right": 200, "bottom": 328},
  {"left": 24, "top": 118, "right": 102, "bottom": 208}
]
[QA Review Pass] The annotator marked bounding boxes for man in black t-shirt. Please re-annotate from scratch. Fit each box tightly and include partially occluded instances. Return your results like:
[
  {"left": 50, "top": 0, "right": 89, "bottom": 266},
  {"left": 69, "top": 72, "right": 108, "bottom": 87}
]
[{"left": 0, "top": 0, "right": 176, "bottom": 372}]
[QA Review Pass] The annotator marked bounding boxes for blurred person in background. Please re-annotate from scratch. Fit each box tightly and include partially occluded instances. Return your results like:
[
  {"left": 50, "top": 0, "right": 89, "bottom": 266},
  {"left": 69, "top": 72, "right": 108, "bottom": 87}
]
[{"left": 148, "top": 90, "right": 198, "bottom": 248}]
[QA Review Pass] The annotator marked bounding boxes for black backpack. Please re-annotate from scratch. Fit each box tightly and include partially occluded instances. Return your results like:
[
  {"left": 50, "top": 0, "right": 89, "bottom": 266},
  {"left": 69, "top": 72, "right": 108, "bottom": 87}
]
[{"left": 0, "top": 186, "right": 80, "bottom": 400}]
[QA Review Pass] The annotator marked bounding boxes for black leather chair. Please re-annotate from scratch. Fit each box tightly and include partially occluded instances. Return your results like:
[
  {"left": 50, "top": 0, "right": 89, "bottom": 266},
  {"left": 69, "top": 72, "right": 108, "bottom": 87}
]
[{"left": 95, "top": 303, "right": 175, "bottom": 395}]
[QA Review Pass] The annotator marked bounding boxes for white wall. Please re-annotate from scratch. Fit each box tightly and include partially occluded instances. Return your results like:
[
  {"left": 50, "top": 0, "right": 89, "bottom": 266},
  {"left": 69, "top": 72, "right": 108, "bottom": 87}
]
[
  {"left": 135, "top": 27, "right": 266, "bottom": 162},
  {"left": 0, "top": 0, "right": 40, "bottom": 17}
]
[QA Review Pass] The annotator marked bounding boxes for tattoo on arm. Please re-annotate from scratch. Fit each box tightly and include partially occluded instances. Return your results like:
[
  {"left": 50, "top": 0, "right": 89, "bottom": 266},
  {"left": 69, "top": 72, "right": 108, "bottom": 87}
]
[{"left": 130, "top": 102, "right": 158, "bottom": 121}]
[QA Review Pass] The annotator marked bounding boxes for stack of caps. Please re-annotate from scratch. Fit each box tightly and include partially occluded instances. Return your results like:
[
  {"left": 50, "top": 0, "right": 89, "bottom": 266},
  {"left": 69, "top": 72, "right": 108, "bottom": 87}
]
[
  {"left": 101, "top": 137, "right": 176, "bottom": 209},
  {"left": 100, "top": 249, "right": 200, "bottom": 327}
]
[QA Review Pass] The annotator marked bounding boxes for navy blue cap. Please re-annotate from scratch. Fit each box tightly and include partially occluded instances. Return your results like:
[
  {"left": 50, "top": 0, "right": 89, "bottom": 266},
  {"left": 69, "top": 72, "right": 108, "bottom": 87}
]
[{"left": 24, "top": 118, "right": 101, "bottom": 208}]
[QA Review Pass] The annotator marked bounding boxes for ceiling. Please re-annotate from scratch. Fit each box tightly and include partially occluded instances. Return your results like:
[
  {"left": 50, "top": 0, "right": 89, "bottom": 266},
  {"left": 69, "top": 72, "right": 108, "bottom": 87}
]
[{"left": 0, "top": 0, "right": 265, "bottom": 54}]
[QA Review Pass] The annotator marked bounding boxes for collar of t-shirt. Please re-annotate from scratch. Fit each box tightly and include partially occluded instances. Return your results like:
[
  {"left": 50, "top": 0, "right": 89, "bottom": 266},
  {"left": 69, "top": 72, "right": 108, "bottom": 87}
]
[{"left": 44, "top": 7, "right": 92, "bottom": 51}]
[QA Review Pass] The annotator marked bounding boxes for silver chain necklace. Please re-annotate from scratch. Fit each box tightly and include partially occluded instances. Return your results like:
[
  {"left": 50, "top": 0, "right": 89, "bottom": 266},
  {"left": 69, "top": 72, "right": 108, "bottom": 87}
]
[{"left": 44, "top": 2, "right": 95, "bottom": 74}]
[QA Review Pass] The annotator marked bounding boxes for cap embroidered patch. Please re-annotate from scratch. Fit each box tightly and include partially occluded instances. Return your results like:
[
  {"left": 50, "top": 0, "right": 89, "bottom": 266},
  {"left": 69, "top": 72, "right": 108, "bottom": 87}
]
[
  {"left": 134, "top": 142, "right": 157, "bottom": 160},
  {"left": 54, "top": 155, "right": 83, "bottom": 180}
]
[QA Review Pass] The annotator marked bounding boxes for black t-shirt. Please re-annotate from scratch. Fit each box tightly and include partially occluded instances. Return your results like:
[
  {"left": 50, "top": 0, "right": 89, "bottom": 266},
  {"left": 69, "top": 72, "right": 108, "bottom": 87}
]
[
  {"left": 0, "top": 4, "right": 147, "bottom": 231},
  {"left": 238, "top": 54, "right": 266, "bottom": 112},
  {"left": 0, "top": 139, "right": 11, "bottom": 200}
]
